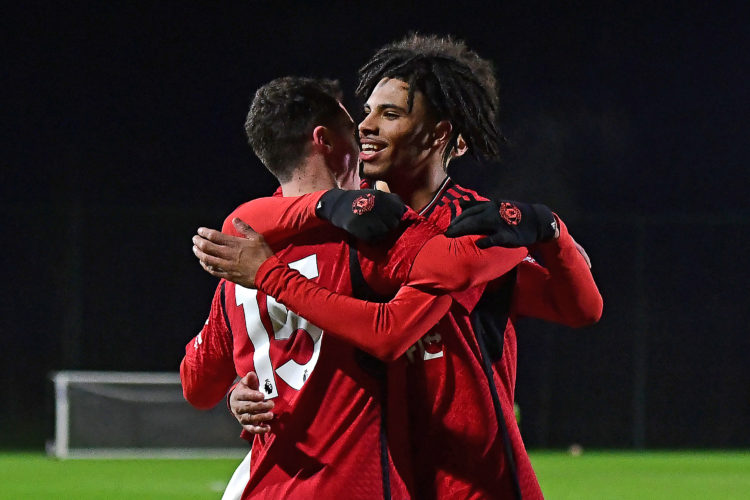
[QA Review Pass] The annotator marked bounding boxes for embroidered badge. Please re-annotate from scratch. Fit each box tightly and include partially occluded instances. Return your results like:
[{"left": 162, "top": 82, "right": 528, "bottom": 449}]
[
  {"left": 499, "top": 202, "right": 522, "bottom": 225},
  {"left": 352, "top": 194, "right": 376, "bottom": 215}
]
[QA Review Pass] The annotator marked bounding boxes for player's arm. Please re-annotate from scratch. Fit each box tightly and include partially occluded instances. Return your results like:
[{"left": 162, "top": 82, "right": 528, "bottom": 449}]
[
  {"left": 406, "top": 234, "right": 529, "bottom": 293},
  {"left": 221, "top": 192, "right": 327, "bottom": 241},
  {"left": 512, "top": 217, "right": 603, "bottom": 326},
  {"left": 252, "top": 235, "right": 527, "bottom": 359},
  {"left": 254, "top": 231, "right": 532, "bottom": 357},
  {"left": 180, "top": 281, "right": 237, "bottom": 409},
  {"left": 193, "top": 220, "right": 528, "bottom": 361},
  {"left": 256, "top": 256, "right": 452, "bottom": 362},
  {"left": 223, "top": 188, "right": 405, "bottom": 243},
  {"left": 193, "top": 221, "right": 451, "bottom": 362},
  {"left": 444, "top": 198, "right": 602, "bottom": 326}
]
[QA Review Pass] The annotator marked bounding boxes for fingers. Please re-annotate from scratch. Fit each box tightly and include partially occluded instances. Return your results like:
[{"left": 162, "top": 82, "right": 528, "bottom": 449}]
[
  {"left": 230, "top": 373, "right": 275, "bottom": 434},
  {"left": 192, "top": 234, "right": 234, "bottom": 260},
  {"left": 445, "top": 216, "right": 489, "bottom": 237},
  {"left": 231, "top": 384, "right": 267, "bottom": 403},
  {"left": 193, "top": 244, "right": 230, "bottom": 270},
  {"left": 232, "top": 373, "right": 269, "bottom": 405},
  {"left": 242, "top": 371, "right": 260, "bottom": 391},
  {"left": 242, "top": 423, "right": 271, "bottom": 435},
  {"left": 233, "top": 398, "right": 274, "bottom": 415},
  {"left": 572, "top": 239, "right": 592, "bottom": 269},
  {"left": 237, "top": 409, "right": 274, "bottom": 426},
  {"left": 384, "top": 196, "right": 407, "bottom": 220},
  {"left": 456, "top": 199, "right": 487, "bottom": 211},
  {"left": 196, "top": 227, "right": 236, "bottom": 245},
  {"left": 456, "top": 201, "right": 490, "bottom": 218},
  {"left": 232, "top": 218, "right": 257, "bottom": 238},
  {"left": 445, "top": 202, "right": 496, "bottom": 237},
  {"left": 476, "top": 236, "right": 493, "bottom": 250},
  {"left": 197, "top": 258, "right": 232, "bottom": 279},
  {"left": 237, "top": 404, "right": 274, "bottom": 434}
]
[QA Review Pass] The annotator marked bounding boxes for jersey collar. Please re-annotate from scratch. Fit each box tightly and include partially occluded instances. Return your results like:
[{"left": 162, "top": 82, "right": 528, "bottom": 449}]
[{"left": 418, "top": 176, "right": 453, "bottom": 217}]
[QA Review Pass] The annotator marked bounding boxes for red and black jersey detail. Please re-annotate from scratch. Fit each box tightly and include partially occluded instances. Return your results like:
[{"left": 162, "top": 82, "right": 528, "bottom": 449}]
[
  {"left": 419, "top": 177, "right": 483, "bottom": 220},
  {"left": 348, "top": 243, "right": 395, "bottom": 500},
  {"left": 470, "top": 272, "right": 522, "bottom": 500},
  {"left": 472, "top": 271, "right": 516, "bottom": 363},
  {"left": 347, "top": 243, "right": 393, "bottom": 379},
  {"left": 413, "top": 179, "right": 540, "bottom": 498},
  {"left": 219, "top": 281, "right": 233, "bottom": 338}
]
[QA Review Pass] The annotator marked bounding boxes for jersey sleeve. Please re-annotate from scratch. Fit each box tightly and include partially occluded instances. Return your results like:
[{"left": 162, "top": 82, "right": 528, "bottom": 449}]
[
  {"left": 406, "top": 234, "right": 529, "bottom": 293},
  {"left": 221, "top": 191, "right": 328, "bottom": 242},
  {"left": 251, "top": 226, "right": 528, "bottom": 361},
  {"left": 512, "top": 216, "right": 603, "bottom": 326},
  {"left": 180, "top": 281, "right": 238, "bottom": 409},
  {"left": 255, "top": 256, "right": 452, "bottom": 362}
]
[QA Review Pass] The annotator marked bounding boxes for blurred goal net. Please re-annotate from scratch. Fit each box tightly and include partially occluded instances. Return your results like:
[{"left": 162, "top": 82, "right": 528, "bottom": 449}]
[{"left": 50, "top": 371, "right": 248, "bottom": 459}]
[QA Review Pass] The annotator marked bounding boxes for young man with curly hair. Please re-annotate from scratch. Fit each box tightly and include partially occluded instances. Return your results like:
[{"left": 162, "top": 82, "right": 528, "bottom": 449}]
[{"left": 194, "top": 34, "right": 601, "bottom": 499}]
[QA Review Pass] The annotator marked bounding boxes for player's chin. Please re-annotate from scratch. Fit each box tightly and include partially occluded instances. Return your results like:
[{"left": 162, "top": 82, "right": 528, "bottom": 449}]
[{"left": 361, "top": 160, "right": 390, "bottom": 180}]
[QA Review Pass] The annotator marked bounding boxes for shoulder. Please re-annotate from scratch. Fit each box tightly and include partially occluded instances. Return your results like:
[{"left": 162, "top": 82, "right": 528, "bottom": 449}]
[
  {"left": 398, "top": 210, "right": 443, "bottom": 247},
  {"left": 222, "top": 200, "right": 254, "bottom": 235},
  {"left": 446, "top": 182, "right": 488, "bottom": 203},
  {"left": 222, "top": 196, "right": 281, "bottom": 235},
  {"left": 421, "top": 179, "right": 489, "bottom": 229},
  {"left": 360, "top": 212, "right": 442, "bottom": 286}
]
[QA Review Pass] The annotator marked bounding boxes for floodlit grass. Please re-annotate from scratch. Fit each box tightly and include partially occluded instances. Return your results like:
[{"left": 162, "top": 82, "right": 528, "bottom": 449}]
[
  {"left": 0, "top": 453, "right": 242, "bottom": 499},
  {"left": 531, "top": 450, "right": 750, "bottom": 499},
  {"left": 1, "top": 450, "right": 749, "bottom": 499}
]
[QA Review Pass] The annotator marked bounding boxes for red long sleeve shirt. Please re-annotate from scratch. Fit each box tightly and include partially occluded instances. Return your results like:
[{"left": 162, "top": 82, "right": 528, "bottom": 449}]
[{"left": 240, "top": 180, "right": 602, "bottom": 499}]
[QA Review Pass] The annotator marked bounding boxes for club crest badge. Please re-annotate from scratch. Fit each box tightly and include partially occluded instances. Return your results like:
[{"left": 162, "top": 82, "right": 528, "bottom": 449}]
[
  {"left": 499, "top": 202, "right": 522, "bottom": 225},
  {"left": 352, "top": 193, "right": 375, "bottom": 215}
]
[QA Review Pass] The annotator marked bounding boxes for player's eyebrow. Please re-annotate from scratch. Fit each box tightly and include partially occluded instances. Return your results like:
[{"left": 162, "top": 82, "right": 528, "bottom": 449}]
[{"left": 365, "top": 103, "right": 409, "bottom": 113}]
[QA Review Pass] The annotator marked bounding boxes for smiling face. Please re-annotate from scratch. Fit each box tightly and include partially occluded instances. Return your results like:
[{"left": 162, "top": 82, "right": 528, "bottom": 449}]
[{"left": 358, "top": 78, "right": 442, "bottom": 187}]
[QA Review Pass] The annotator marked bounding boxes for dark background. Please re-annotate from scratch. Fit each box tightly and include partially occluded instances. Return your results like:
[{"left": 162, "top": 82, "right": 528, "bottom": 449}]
[{"left": 3, "top": 1, "right": 748, "bottom": 449}]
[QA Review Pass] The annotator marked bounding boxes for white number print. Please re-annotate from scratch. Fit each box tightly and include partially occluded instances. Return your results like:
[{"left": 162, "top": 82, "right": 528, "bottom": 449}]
[{"left": 235, "top": 255, "right": 324, "bottom": 399}]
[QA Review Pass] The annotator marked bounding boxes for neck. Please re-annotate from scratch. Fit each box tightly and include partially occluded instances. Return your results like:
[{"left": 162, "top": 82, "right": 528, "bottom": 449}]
[
  {"left": 279, "top": 157, "right": 337, "bottom": 196},
  {"left": 388, "top": 161, "right": 448, "bottom": 212}
]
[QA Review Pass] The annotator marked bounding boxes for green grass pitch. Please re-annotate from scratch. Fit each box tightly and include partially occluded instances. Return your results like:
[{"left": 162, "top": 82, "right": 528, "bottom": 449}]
[{"left": 1, "top": 450, "right": 748, "bottom": 499}]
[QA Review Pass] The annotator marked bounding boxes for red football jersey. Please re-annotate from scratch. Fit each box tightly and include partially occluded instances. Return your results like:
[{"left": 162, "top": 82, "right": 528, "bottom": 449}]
[
  {"left": 244, "top": 180, "right": 601, "bottom": 499},
  {"left": 406, "top": 177, "right": 545, "bottom": 499},
  {"left": 184, "top": 184, "right": 601, "bottom": 500},
  {"left": 407, "top": 175, "right": 601, "bottom": 499},
  {"left": 183, "top": 199, "right": 417, "bottom": 499}
]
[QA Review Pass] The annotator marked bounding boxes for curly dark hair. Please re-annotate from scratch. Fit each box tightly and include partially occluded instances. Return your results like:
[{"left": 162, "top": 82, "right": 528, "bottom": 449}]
[
  {"left": 245, "top": 76, "right": 346, "bottom": 182},
  {"left": 357, "top": 33, "right": 504, "bottom": 163}
]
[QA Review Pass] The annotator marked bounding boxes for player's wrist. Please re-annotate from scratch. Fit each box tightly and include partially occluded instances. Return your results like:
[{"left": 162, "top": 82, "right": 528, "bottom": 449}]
[
  {"left": 530, "top": 203, "right": 558, "bottom": 242},
  {"left": 255, "top": 254, "right": 288, "bottom": 296},
  {"left": 315, "top": 189, "right": 345, "bottom": 221},
  {"left": 314, "top": 188, "right": 406, "bottom": 241}
]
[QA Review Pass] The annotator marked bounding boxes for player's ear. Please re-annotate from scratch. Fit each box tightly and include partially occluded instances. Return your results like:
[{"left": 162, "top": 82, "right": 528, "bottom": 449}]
[
  {"left": 432, "top": 120, "right": 453, "bottom": 150},
  {"left": 312, "top": 125, "right": 333, "bottom": 152}
]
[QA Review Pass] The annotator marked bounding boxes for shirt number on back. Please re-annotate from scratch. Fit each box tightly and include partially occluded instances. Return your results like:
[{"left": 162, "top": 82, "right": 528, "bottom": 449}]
[{"left": 234, "top": 254, "right": 323, "bottom": 399}]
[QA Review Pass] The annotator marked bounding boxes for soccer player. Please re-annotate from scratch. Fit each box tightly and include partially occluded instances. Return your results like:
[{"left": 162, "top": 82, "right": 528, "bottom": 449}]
[
  {"left": 355, "top": 37, "right": 600, "bottom": 499},
  {"left": 182, "top": 75, "right": 531, "bottom": 499},
  {"left": 195, "top": 34, "right": 602, "bottom": 499},
  {"left": 182, "top": 76, "right": 419, "bottom": 499}
]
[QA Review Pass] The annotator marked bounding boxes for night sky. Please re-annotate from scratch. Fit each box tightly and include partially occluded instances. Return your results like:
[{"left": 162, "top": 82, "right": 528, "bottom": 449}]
[{"left": 3, "top": 1, "right": 748, "bottom": 448}]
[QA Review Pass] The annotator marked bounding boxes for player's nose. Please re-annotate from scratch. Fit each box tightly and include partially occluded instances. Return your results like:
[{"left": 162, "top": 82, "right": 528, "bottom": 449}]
[{"left": 358, "top": 114, "right": 377, "bottom": 136}]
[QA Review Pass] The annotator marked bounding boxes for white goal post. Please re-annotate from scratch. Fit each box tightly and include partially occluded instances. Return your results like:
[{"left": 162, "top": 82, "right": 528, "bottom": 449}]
[{"left": 51, "top": 371, "right": 249, "bottom": 459}]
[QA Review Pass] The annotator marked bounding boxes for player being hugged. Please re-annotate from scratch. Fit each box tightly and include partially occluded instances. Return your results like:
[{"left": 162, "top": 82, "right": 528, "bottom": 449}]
[{"left": 194, "top": 35, "right": 602, "bottom": 500}]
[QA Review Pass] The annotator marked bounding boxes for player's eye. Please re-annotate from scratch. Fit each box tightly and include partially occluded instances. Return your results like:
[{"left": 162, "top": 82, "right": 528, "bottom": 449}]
[{"left": 384, "top": 112, "right": 399, "bottom": 119}]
